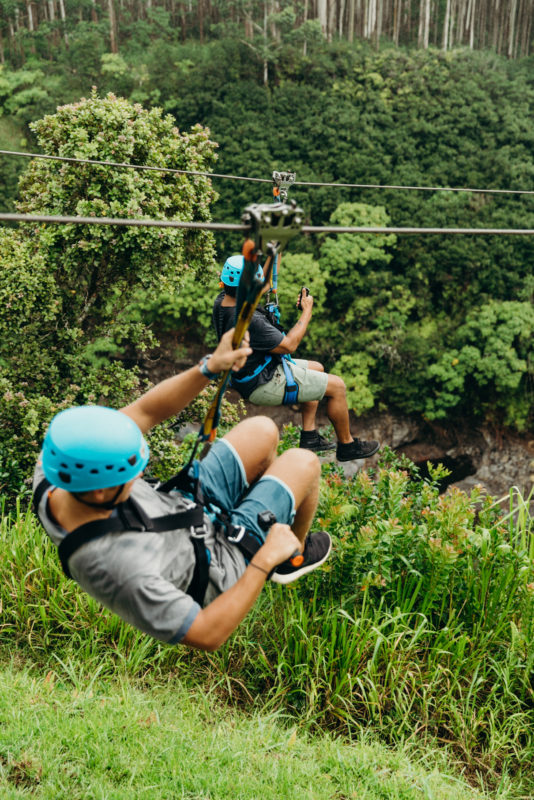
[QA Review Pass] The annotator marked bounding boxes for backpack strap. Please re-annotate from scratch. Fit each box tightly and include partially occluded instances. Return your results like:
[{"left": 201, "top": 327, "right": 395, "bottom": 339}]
[
  {"left": 57, "top": 495, "right": 205, "bottom": 578},
  {"left": 281, "top": 356, "right": 299, "bottom": 405},
  {"left": 32, "top": 477, "right": 51, "bottom": 515}
]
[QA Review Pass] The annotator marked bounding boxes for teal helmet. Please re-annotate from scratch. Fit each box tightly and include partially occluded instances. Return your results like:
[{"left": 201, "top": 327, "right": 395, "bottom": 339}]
[
  {"left": 42, "top": 406, "right": 149, "bottom": 492},
  {"left": 221, "top": 255, "right": 263, "bottom": 287}
]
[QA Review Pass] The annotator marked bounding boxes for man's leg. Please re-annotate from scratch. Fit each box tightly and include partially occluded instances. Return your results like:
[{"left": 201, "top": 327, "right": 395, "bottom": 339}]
[
  {"left": 323, "top": 373, "right": 380, "bottom": 460},
  {"left": 222, "top": 416, "right": 279, "bottom": 484},
  {"left": 222, "top": 419, "right": 320, "bottom": 541},
  {"left": 323, "top": 373, "right": 352, "bottom": 443},
  {"left": 300, "top": 361, "right": 323, "bottom": 431},
  {"left": 261, "top": 448, "right": 320, "bottom": 545},
  {"left": 301, "top": 399, "right": 319, "bottom": 431},
  {"left": 230, "top": 447, "right": 331, "bottom": 584}
]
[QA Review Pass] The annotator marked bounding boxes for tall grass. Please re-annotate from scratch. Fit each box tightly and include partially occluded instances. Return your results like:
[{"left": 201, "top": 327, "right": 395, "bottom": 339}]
[{"left": 1, "top": 448, "right": 533, "bottom": 796}]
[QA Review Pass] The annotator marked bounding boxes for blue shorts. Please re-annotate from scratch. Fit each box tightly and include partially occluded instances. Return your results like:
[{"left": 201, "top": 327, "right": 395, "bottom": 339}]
[{"left": 198, "top": 438, "right": 296, "bottom": 542}]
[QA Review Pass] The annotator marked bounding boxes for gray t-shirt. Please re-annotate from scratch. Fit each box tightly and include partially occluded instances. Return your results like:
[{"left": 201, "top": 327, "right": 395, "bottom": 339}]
[{"left": 33, "top": 462, "right": 246, "bottom": 644}]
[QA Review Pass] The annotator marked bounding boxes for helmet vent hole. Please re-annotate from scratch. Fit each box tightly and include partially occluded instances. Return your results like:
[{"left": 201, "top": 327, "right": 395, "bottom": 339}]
[
  {"left": 51, "top": 450, "right": 56, "bottom": 456},
  {"left": 75, "top": 464, "right": 84, "bottom": 469},
  {"left": 90, "top": 469, "right": 99, "bottom": 474},
  {"left": 58, "top": 471, "right": 71, "bottom": 484},
  {"left": 118, "top": 467, "right": 125, "bottom": 472},
  {"left": 60, "top": 463, "right": 68, "bottom": 469},
  {"left": 127, "top": 454, "right": 137, "bottom": 466},
  {"left": 106, "top": 465, "right": 114, "bottom": 470}
]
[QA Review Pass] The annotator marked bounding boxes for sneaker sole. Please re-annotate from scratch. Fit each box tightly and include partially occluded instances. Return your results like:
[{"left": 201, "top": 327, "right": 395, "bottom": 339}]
[
  {"left": 270, "top": 536, "right": 332, "bottom": 585},
  {"left": 337, "top": 442, "right": 380, "bottom": 462},
  {"left": 299, "top": 444, "right": 337, "bottom": 453}
]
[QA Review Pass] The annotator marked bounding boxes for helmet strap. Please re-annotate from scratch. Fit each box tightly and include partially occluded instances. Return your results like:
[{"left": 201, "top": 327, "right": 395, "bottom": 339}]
[{"left": 73, "top": 484, "right": 125, "bottom": 510}]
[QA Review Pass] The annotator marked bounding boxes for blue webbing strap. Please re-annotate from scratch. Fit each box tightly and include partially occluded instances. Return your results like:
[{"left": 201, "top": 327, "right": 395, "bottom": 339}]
[
  {"left": 281, "top": 356, "right": 299, "bottom": 405},
  {"left": 232, "top": 354, "right": 298, "bottom": 405},
  {"left": 231, "top": 355, "right": 272, "bottom": 385}
]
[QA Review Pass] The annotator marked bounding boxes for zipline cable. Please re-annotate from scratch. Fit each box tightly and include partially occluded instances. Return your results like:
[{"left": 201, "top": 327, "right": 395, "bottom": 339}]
[
  {"left": 0, "top": 212, "right": 248, "bottom": 231},
  {"left": 2, "top": 211, "right": 534, "bottom": 235},
  {"left": 294, "top": 179, "right": 534, "bottom": 196},
  {"left": 1, "top": 148, "right": 534, "bottom": 196},
  {"left": 0, "top": 149, "right": 271, "bottom": 184}
]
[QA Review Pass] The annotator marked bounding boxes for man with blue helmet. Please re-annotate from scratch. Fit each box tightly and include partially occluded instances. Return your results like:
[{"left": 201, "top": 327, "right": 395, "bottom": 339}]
[
  {"left": 214, "top": 255, "right": 379, "bottom": 462},
  {"left": 33, "top": 328, "right": 331, "bottom": 652}
]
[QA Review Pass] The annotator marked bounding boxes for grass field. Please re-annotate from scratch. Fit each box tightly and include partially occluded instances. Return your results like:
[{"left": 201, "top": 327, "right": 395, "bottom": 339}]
[{"left": 0, "top": 660, "right": 490, "bottom": 800}]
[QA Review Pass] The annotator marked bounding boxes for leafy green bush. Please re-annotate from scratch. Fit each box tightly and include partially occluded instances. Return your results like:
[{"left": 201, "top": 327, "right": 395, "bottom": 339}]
[
  {"left": 0, "top": 92, "right": 220, "bottom": 501},
  {"left": 426, "top": 301, "right": 534, "bottom": 428}
]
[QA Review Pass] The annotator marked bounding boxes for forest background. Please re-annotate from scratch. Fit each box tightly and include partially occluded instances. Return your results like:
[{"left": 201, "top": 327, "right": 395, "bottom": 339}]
[
  {"left": 0, "top": 2, "right": 534, "bottom": 798},
  {"left": 1, "top": 0, "right": 534, "bottom": 500}
]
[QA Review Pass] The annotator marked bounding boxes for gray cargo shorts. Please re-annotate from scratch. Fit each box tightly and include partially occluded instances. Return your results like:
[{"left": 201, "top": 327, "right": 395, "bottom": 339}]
[{"left": 248, "top": 359, "right": 328, "bottom": 406}]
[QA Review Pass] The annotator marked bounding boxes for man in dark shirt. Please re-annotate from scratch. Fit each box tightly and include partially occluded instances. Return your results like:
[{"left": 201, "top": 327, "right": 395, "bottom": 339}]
[{"left": 213, "top": 256, "right": 380, "bottom": 462}]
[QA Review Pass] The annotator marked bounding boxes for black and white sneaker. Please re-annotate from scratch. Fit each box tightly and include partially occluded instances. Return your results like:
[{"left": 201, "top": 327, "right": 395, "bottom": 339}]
[
  {"left": 299, "top": 429, "right": 336, "bottom": 453},
  {"left": 271, "top": 531, "right": 332, "bottom": 584},
  {"left": 336, "top": 438, "right": 380, "bottom": 462}
]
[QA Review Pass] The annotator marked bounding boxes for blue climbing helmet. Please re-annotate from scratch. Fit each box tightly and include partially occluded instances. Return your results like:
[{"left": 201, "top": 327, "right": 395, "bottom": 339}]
[
  {"left": 221, "top": 255, "right": 263, "bottom": 287},
  {"left": 42, "top": 406, "right": 150, "bottom": 492}
]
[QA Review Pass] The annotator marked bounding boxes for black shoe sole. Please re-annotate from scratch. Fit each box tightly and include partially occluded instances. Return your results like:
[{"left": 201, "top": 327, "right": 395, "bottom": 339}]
[
  {"left": 336, "top": 442, "right": 380, "bottom": 461},
  {"left": 299, "top": 442, "right": 337, "bottom": 452},
  {"left": 271, "top": 535, "right": 332, "bottom": 585}
]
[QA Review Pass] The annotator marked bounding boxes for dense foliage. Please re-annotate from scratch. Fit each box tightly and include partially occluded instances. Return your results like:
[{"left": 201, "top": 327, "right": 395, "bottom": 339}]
[
  {"left": 2, "top": 40, "right": 532, "bottom": 439},
  {"left": 2, "top": 442, "right": 533, "bottom": 796},
  {"left": 0, "top": 91, "right": 241, "bottom": 499}
]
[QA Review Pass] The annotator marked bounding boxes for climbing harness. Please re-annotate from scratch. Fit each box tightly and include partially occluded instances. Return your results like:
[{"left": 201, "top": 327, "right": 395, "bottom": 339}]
[
  {"left": 33, "top": 472, "right": 210, "bottom": 605},
  {"left": 33, "top": 461, "right": 294, "bottom": 605},
  {"left": 230, "top": 353, "right": 298, "bottom": 406}
]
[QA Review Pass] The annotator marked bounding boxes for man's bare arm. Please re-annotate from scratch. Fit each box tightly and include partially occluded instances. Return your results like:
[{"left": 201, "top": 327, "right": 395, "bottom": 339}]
[
  {"left": 271, "top": 293, "right": 314, "bottom": 355},
  {"left": 121, "top": 329, "right": 251, "bottom": 434},
  {"left": 182, "top": 523, "right": 301, "bottom": 651}
]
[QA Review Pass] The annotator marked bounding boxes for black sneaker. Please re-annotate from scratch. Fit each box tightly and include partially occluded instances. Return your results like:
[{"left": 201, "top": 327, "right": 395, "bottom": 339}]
[
  {"left": 299, "top": 430, "right": 336, "bottom": 452},
  {"left": 336, "top": 438, "right": 380, "bottom": 461},
  {"left": 271, "top": 531, "right": 332, "bottom": 584}
]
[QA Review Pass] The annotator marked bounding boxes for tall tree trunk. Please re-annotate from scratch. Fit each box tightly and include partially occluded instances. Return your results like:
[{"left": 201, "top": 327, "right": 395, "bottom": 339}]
[
  {"left": 244, "top": 10, "right": 253, "bottom": 38},
  {"left": 328, "top": 0, "right": 336, "bottom": 40},
  {"left": 393, "top": 0, "right": 401, "bottom": 43},
  {"left": 348, "top": 0, "right": 355, "bottom": 40},
  {"left": 0, "top": 31, "right": 4, "bottom": 64},
  {"left": 418, "top": 0, "right": 424, "bottom": 45},
  {"left": 442, "top": 0, "right": 451, "bottom": 48},
  {"left": 108, "top": 0, "right": 118, "bottom": 52},
  {"left": 27, "top": 0, "right": 34, "bottom": 31},
  {"left": 339, "top": 0, "right": 346, "bottom": 37},
  {"left": 318, "top": 0, "right": 327, "bottom": 35},
  {"left": 57, "top": 0, "right": 69, "bottom": 45},
  {"left": 376, "top": 0, "right": 383, "bottom": 46},
  {"left": 270, "top": 0, "right": 281, "bottom": 41},
  {"left": 263, "top": 0, "right": 268, "bottom": 87},
  {"left": 508, "top": 0, "right": 517, "bottom": 56},
  {"left": 520, "top": 0, "right": 533, "bottom": 54},
  {"left": 466, "top": 0, "right": 474, "bottom": 46}
]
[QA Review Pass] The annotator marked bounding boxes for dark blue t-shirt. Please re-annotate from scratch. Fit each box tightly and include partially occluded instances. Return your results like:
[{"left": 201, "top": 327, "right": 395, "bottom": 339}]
[{"left": 212, "top": 292, "right": 284, "bottom": 398}]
